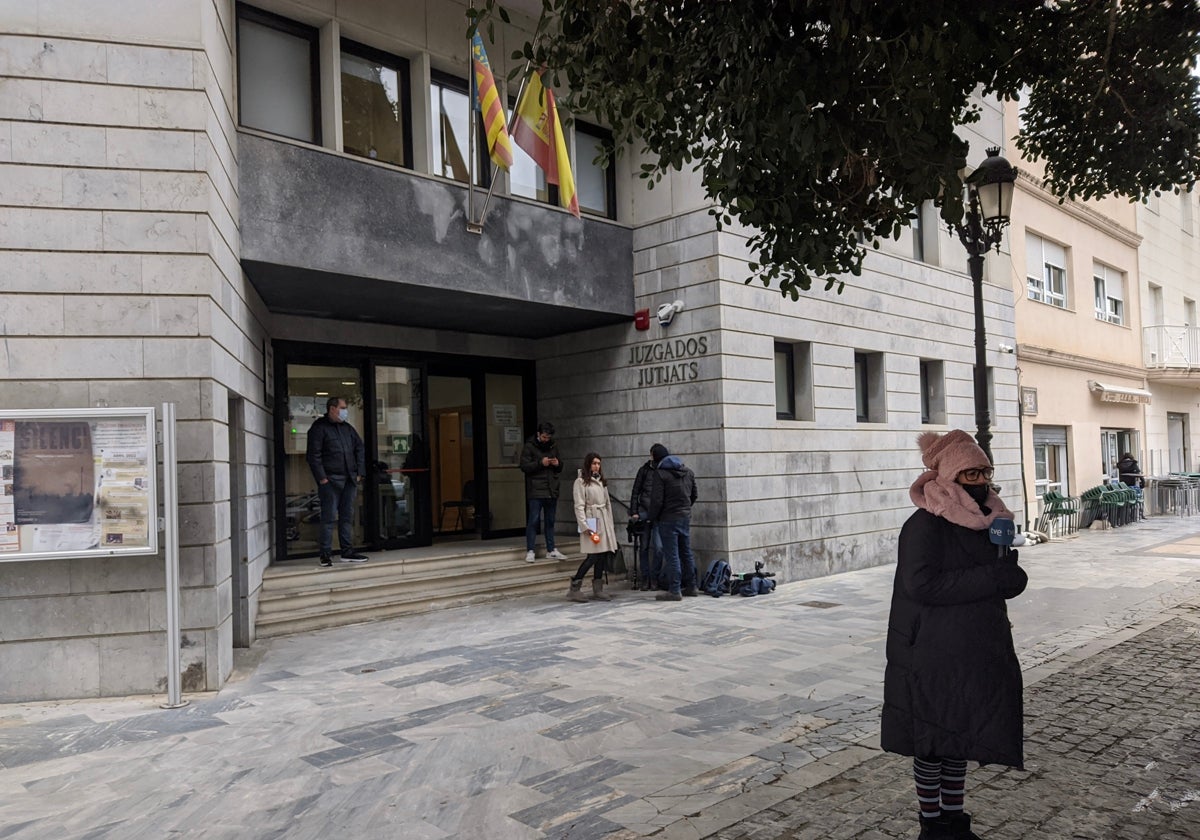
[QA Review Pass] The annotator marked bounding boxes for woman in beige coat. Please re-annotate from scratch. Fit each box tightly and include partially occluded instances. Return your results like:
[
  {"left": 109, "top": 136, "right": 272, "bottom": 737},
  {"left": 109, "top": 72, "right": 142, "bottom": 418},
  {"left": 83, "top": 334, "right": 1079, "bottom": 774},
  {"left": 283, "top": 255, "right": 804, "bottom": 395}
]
[{"left": 568, "top": 452, "right": 619, "bottom": 602}]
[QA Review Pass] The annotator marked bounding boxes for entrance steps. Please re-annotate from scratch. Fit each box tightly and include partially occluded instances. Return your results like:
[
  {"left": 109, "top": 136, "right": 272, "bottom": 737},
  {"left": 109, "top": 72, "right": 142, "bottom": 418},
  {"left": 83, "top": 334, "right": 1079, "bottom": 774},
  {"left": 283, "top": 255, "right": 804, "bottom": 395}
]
[{"left": 256, "top": 543, "right": 585, "bottom": 637}]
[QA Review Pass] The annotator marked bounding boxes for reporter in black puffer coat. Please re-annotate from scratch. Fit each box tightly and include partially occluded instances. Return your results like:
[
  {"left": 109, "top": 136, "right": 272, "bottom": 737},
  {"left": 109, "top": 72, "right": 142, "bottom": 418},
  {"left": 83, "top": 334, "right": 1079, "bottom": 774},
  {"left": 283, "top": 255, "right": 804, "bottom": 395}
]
[{"left": 882, "top": 430, "right": 1028, "bottom": 840}]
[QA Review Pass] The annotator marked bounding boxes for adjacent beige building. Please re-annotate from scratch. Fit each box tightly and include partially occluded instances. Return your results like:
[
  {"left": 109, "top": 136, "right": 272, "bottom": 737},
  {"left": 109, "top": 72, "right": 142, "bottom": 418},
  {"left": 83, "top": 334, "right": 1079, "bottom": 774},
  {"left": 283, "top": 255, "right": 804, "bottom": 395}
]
[
  {"left": 1007, "top": 108, "right": 1146, "bottom": 524},
  {"left": 1137, "top": 189, "right": 1200, "bottom": 474}
]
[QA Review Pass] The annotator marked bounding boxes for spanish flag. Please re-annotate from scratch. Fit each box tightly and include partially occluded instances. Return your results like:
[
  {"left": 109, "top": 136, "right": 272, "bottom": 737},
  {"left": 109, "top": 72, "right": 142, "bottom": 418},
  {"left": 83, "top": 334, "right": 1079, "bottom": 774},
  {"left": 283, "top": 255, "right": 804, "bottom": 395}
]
[
  {"left": 471, "top": 33, "right": 513, "bottom": 170},
  {"left": 512, "top": 70, "right": 579, "bottom": 218}
]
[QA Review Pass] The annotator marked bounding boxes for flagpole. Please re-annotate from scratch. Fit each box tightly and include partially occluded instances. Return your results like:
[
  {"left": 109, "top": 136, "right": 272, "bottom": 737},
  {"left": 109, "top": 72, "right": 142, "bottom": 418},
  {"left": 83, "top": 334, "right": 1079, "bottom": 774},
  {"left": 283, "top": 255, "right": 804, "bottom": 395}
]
[
  {"left": 471, "top": 60, "right": 533, "bottom": 232},
  {"left": 467, "top": 35, "right": 477, "bottom": 231}
]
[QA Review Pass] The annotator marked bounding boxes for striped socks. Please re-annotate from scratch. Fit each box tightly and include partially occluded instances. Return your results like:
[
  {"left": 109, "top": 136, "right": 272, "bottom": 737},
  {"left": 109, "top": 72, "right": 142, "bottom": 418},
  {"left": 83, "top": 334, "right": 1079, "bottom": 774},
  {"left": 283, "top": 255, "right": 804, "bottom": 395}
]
[{"left": 913, "top": 756, "right": 969, "bottom": 820}]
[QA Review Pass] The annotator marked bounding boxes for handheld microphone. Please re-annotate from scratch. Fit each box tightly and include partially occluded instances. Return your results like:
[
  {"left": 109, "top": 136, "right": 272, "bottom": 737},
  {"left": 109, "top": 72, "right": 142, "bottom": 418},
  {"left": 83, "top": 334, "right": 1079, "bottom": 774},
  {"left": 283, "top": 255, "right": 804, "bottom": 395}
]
[
  {"left": 989, "top": 519, "right": 1015, "bottom": 546},
  {"left": 988, "top": 518, "right": 1024, "bottom": 558}
]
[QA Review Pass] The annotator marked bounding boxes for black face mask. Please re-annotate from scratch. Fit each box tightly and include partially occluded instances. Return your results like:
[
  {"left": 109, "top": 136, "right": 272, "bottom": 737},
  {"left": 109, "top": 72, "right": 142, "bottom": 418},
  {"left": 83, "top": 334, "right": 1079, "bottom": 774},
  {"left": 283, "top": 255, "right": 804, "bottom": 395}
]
[{"left": 962, "top": 483, "right": 990, "bottom": 505}]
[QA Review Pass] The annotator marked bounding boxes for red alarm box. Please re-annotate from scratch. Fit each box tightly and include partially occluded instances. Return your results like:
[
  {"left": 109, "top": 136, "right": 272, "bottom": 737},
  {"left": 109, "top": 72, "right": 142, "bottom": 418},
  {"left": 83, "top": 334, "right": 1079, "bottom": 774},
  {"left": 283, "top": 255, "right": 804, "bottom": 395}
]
[{"left": 634, "top": 308, "right": 651, "bottom": 330}]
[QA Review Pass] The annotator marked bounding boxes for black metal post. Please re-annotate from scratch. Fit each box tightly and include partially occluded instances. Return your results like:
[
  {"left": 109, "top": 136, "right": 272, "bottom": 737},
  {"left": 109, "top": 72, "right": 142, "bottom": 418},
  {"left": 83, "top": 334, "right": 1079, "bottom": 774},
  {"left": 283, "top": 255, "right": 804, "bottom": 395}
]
[{"left": 969, "top": 252, "right": 993, "bottom": 464}]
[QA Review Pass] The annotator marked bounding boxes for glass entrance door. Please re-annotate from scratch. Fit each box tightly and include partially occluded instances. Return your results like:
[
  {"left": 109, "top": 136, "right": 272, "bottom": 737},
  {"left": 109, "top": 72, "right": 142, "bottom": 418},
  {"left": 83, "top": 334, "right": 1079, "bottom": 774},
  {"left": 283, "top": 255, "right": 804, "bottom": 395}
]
[
  {"left": 372, "top": 365, "right": 426, "bottom": 547},
  {"left": 484, "top": 373, "right": 526, "bottom": 533},
  {"left": 283, "top": 365, "right": 365, "bottom": 556}
]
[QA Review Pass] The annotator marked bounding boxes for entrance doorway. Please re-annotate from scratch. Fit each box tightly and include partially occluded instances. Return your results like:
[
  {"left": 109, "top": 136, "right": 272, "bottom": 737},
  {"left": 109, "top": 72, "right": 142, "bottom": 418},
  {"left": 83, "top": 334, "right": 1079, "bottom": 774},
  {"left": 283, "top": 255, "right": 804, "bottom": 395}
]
[
  {"left": 273, "top": 342, "right": 534, "bottom": 561},
  {"left": 1100, "top": 428, "right": 1138, "bottom": 482},
  {"left": 1167, "top": 412, "right": 1189, "bottom": 472}
]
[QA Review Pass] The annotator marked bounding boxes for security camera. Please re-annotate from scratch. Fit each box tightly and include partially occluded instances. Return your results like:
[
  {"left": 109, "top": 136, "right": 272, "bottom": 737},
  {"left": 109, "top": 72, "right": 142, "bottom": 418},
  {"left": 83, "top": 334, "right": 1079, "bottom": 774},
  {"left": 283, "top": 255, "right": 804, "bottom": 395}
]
[
  {"left": 657, "top": 300, "right": 684, "bottom": 327},
  {"left": 997, "top": 343, "right": 1015, "bottom": 354}
]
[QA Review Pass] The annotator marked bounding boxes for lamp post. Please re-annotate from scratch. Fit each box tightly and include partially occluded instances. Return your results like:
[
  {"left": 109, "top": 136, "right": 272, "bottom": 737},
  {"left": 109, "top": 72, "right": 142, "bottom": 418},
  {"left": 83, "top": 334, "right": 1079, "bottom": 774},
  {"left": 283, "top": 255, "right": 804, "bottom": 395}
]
[{"left": 952, "top": 147, "right": 1018, "bottom": 465}]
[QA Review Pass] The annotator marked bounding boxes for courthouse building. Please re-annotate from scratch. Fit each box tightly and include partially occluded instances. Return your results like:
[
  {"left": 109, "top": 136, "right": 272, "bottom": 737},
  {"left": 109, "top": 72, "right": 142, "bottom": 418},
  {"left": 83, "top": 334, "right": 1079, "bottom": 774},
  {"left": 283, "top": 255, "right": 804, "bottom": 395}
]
[{"left": 0, "top": 0, "right": 1018, "bottom": 700}]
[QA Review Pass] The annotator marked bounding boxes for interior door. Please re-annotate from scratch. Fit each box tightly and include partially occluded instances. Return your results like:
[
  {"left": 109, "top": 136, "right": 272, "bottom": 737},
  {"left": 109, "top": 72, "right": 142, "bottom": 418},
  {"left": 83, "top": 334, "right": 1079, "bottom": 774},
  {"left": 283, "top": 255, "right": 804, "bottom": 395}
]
[{"left": 429, "top": 376, "right": 475, "bottom": 535}]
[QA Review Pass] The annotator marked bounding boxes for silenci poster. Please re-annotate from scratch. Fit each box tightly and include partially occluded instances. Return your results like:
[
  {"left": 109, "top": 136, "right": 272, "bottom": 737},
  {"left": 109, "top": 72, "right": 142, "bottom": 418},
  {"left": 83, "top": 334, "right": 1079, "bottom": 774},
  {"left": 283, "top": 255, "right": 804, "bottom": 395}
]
[{"left": 13, "top": 421, "right": 95, "bottom": 525}]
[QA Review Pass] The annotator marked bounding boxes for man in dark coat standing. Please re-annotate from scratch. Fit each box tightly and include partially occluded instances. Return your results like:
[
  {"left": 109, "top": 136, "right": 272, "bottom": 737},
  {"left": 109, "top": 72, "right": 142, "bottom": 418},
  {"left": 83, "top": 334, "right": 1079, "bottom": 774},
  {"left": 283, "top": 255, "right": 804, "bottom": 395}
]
[
  {"left": 519, "top": 422, "right": 567, "bottom": 563},
  {"left": 306, "top": 396, "right": 367, "bottom": 567},
  {"left": 645, "top": 444, "right": 698, "bottom": 601},
  {"left": 882, "top": 430, "right": 1028, "bottom": 840},
  {"left": 629, "top": 446, "right": 665, "bottom": 590}
]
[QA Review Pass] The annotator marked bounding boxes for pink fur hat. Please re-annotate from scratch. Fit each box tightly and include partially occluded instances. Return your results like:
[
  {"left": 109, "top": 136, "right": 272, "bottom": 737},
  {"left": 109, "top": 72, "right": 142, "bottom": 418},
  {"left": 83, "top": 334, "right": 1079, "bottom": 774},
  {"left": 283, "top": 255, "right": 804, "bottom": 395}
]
[{"left": 916, "top": 430, "right": 991, "bottom": 482}]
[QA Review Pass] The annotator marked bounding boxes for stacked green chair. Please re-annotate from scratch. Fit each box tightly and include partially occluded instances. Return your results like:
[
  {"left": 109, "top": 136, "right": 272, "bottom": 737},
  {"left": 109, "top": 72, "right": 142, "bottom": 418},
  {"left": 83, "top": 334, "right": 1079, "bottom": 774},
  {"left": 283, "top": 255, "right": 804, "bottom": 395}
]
[
  {"left": 1078, "top": 485, "right": 1107, "bottom": 529},
  {"left": 1038, "top": 490, "right": 1080, "bottom": 536},
  {"left": 1101, "top": 483, "right": 1136, "bottom": 526}
]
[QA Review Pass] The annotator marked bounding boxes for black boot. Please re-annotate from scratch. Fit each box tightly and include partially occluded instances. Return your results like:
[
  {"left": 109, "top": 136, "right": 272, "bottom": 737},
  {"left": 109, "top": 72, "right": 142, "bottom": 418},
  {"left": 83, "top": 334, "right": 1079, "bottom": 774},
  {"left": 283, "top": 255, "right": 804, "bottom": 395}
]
[
  {"left": 917, "top": 815, "right": 956, "bottom": 839},
  {"left": 943, "top": 812, "right": 982, "bottom": 840}
]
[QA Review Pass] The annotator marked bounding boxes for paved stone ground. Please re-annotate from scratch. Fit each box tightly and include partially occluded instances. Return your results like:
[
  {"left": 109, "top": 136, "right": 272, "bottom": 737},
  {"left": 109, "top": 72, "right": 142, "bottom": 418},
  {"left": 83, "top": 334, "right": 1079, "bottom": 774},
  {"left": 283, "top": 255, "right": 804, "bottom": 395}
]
[
  {"left": 713, "top": 605, "right": 1200, "bottom": 840},
  {"left": 2, "top": 517, "right": 1200, "bottom": 839}
]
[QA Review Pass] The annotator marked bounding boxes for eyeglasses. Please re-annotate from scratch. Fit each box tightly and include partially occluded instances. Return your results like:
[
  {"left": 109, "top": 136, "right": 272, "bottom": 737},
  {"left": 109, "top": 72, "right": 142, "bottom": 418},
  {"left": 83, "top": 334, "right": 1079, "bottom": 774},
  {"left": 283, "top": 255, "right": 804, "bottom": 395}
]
[{"left": 959, "top": 467, "right": 994, "bottom": 482}]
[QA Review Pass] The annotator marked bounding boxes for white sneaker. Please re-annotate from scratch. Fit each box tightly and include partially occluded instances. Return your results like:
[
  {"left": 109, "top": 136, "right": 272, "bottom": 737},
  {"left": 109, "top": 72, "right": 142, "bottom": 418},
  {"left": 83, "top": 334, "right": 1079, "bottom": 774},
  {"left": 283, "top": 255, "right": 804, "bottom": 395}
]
[
  {"left": 524, "top": 551, "right": 536, "bottom": 563},
  {"left": 546, "top": 549, "right": 568, "bottom": 560}
]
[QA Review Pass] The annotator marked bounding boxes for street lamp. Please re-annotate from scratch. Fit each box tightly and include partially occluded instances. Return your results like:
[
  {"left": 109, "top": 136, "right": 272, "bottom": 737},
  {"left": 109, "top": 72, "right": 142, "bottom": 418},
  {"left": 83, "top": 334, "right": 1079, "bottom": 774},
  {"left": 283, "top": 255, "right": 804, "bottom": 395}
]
[{"left": 952, "top": 146, "right": 1018, "bottom": 465}]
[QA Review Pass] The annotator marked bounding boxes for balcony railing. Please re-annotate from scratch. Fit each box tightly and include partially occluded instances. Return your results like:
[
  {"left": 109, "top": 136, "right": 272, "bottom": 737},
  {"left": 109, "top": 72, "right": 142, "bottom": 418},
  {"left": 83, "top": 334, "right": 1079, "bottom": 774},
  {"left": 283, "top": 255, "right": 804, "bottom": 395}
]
[{"left": 1143, "top": 325, "right": 1200, "bottom": 370}]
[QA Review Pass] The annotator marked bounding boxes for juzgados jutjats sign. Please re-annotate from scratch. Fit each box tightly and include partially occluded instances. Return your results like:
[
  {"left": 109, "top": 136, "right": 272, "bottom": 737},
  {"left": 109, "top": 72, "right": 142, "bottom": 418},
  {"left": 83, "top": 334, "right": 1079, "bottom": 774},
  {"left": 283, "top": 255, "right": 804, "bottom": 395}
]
[{"left": 628, "top": 335, "right": 710, "bottom": 387}]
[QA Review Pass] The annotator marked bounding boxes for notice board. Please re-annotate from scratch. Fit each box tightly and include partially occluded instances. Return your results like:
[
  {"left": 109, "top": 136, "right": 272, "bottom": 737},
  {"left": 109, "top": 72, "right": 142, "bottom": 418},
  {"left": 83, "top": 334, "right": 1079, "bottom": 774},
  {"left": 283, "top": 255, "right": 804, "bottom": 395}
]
[{"left": 0, "top": 407, "right": 158, "bottom": 562}]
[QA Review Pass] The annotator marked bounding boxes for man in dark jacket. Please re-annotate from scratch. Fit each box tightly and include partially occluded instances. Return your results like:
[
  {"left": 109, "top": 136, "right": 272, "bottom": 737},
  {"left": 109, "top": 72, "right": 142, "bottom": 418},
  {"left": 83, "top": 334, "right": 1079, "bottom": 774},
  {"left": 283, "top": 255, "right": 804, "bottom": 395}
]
[
  {"left": 519, "top": 422, "right": 567, "bottom": 563},
  {"left": 306, "top": 396, "right": 367, "bottom": 567},
  {"left": 1116, "top": 452, "right": 1142, "bottom": 487},
  {"left": 646, "top": 444, "right": 698, "bottom": 601},
  {"left": 629, "top": 446, "right": 665, "bottom": 590}
]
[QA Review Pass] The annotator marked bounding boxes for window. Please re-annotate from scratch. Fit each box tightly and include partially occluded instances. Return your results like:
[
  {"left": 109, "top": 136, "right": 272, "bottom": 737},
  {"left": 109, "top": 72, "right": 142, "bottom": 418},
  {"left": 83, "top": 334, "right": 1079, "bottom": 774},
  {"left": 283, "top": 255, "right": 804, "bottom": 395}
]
[
  {"left": 1093, "top": 263, "right": 1124, "bottom": 325},
  {"left": 911, "top": 202, "right": 925, "bottom": 262},
  {"left": 575, "top": 122, "right": 617, "bottom": 219},
  {"left": 775, "top": 341, "right": 813, "bottom": 421},
  {"left": 1186, "top": 297, "right": 1196, "bottom": 327},
  {"left": 509, "top": 129, "right": 551, "bottom": 203},
  {"left": 1026, "top": 233, "right": 1067, "bottom": 308},
  {"left": 854, "top": 351, "right": 886, "bottom": 423},
  {"left": 340, "top": 40, "right": 412, "bottom": 169},
  {"left": 919, "top": 359, "right": 945, "bottom": 425},
  {"left": 236, "top": 5, "right": 320, "bottom": 143},
  {"left": 430, "top": 72, "right": 488, "bottom": 185},
  {"left": 1182, "top": 190, "right": 1194, "bottom": 235},
  {"left": 1032, "top": 425, "right": 1068, "bottom": 498},
  {"left": 1149, "top": 284, "right": 1164, "bottom": 326}
]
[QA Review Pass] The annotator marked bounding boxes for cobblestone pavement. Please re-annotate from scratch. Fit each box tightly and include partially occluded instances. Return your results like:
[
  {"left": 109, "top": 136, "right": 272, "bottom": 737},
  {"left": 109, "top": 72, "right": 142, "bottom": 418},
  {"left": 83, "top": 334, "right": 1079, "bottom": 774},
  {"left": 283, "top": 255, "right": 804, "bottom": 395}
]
[
  {"left": 2, "top": 518, "right": 1200, "bottom": 839},
  {"left": 713, "top": 603, "right": 1200, "bottom": 840}
]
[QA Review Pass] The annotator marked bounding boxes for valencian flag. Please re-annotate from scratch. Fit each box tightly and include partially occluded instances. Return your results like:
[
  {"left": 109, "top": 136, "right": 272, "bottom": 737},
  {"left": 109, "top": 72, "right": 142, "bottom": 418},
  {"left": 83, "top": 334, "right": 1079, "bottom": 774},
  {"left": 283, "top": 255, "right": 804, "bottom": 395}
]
[
  {"left": 512, "top": 70, "right": 580, "bottom": 218},
  {"left": 471, "top": 32, "right": 513, "bottom": 170}
]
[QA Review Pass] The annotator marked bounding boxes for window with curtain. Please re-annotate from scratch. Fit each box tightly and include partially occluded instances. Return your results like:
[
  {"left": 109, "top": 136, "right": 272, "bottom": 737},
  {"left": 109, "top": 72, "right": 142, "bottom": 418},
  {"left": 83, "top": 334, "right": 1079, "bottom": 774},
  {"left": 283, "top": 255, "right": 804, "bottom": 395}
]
[
  {"left": 1026, "top": 232, "right": 1068, "bottom": 308},
  {"left": 1093, "top": 263, "right": 1125, "bottom": 325},
  {"left": 340, "top": 40, "right": 411, "bottom": 169},
  {"left": 236, "top": 6, "right": 320, "bottom": 143}
]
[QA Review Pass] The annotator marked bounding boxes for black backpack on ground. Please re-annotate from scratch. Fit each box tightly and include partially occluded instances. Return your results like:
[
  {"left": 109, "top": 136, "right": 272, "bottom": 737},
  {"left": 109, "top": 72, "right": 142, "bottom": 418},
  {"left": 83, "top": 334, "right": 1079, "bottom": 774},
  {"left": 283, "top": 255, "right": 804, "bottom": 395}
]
[{"left": 700, "top": 559, "right": 732, "bottom": 597}]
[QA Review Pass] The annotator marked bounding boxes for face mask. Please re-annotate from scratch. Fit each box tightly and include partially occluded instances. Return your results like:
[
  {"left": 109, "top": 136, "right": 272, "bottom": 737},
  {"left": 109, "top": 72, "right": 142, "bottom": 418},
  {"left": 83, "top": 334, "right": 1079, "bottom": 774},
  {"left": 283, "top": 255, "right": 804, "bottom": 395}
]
[
  {"left": 338, "top": 408, "right": 348, "bottom": 422},
  {"left": 963, "top": 483, "right": 990, "bottom": 505}
]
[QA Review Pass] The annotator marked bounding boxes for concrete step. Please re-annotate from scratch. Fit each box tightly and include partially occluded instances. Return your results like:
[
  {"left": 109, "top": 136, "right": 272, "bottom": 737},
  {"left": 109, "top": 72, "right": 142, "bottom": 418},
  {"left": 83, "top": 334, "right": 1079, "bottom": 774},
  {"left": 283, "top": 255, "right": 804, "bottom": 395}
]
[
  {"left": 254, "top": 542, "right": 635, "bottom": 637},
  {"left": 258, "top": 556, "right": 579, "bottom": 613},
  {"left": 255, "top": 567, "right": 621, "bottom": 638},
  {"left": 261, "top": 550, "right": 563, "bottom": 597}
]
